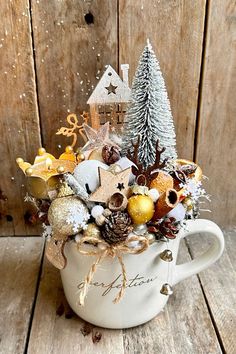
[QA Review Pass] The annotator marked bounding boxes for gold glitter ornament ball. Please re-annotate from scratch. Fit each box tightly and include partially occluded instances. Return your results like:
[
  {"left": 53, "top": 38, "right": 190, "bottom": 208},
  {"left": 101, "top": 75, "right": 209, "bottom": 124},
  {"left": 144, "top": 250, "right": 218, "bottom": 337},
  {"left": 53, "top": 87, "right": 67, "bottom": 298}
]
[
  {"left": 48, "top": 196, "right": 90, "bottom": 239},
  {"left": 127, "top": 195, "right": 155, "bottom": 224},
  {"left": 83, "top": 223, "right": 101, "bottom": 239}
]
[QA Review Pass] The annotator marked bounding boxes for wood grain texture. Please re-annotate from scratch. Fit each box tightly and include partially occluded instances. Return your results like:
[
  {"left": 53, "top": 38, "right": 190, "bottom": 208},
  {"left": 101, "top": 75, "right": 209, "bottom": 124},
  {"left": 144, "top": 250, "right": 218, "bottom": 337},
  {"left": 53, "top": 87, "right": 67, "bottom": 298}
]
[
  {"left": 187, "top": 230, "right": 236, "bottom": 354},
  {"left": 31, "top": 0, "right": 118, "bottom": 155},
  {"left": 0, "top": 0, "right": 42, "bottom": 236},
  {"left": 119, "top": 0, "right": 206, "bottom": 160},
  {"left": 195, "top": 0, "right": 236, "bottom": 226},
  {"left": 123, "top": 240, "right": 222, "bottom": 354},
  {"left": 27, "top": 257, "right": 124, "bottom": 354},
  {"left": 0, "top": 237, "right": 44, "bottom": 354}
]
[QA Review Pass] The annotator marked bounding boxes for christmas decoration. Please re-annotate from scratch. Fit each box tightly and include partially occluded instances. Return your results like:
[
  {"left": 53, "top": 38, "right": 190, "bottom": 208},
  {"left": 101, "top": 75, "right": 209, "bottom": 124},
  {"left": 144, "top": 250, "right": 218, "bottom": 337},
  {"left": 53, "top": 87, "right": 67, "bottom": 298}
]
[
  {"left": 83, "top": 223, "right": 101, "bottom": 239},
  {"left": 101, "top": 211, "right": 132, "bottom": 245},
  {"left": 82, "top": 122, "right": 119, "bottom": 152},
  {"left": 127, "top": 195, "right": 155, "bottom": 224},
  {"left": 94, "top": 214, "right": 106, "bottom": 226},
  {"left": 17, "top": 44, "right": 212, "bottom": 308},
  {"left": 160, "top": 249, "right": 173, "bottom": 262},
  {"left": 71, "top": 160, "right": 109, "bottom": 194},
  {"left": 126, "top": 136, "right": 166, "bottom": 186},
  {"left": 150, "top": 171, "right": 174, "bottom": 195},
  {"left": 57, "top": 182, "right": 74, "bottom": 198},
  {"left": 87, "top": 64, "right": 131, "bottom": 130},
  {"left": 91, "top": 205, "right": 104, "bottom": 218},
  {"left": 88, "top": 148, "right": 104, "bottom": 162},
  {"left": 102, "top": 145, "right": 120, "bottom": 165},
  {"left": 66, "top": 204, "right": 90, "bottom": 233},
  {"left": 108, "top": 192, "right": 128, "bottom": 211},
  {"left": 160, "top": 283, "right": 173, "bottom": 296},
  {"left": 159, "top": 217, "right": 179, "bottom": 239},
  {"left": 59, "top": 145, "right": 76, "bottom": 162},
  {"left": 76, "top": 232, "right": 148, "bottom": 305},
  {"left": 48, "top": 196, "right": 90, "bottom": 239},
  {"left": 64, "top": 173, "right": 89, "bottom": 202},
  {"left": 56, "top": 113, "right": 89, "bottom": 148},
  {"left": 16, "top": 149, "right": 76, "bottom": 199},
  {"left": 153, "top": 188, "right": 179, "bottom": 220},
  {"left": 89, "top": 167, "right": 131, "bottom": 203},
  {"left": 122, "top": 40, "right": 177, "bottom": 167},
  {"left": 45, "top": 238, "right": 67, "bottom": 270}
]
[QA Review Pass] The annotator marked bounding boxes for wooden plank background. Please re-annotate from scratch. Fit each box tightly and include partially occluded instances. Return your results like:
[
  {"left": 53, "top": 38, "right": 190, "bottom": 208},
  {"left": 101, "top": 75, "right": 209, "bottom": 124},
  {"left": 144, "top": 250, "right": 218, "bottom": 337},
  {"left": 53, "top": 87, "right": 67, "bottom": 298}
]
[{"left": 0, "top": 0, "right": 235, "bottom": 235}]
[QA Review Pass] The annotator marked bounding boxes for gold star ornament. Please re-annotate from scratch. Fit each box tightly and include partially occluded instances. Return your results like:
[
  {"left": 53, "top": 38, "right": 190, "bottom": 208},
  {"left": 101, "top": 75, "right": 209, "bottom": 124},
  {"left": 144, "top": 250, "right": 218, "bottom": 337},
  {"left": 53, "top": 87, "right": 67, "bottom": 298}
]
[{"left": 89, "top": 167, "right": 131, "bottom": 203}]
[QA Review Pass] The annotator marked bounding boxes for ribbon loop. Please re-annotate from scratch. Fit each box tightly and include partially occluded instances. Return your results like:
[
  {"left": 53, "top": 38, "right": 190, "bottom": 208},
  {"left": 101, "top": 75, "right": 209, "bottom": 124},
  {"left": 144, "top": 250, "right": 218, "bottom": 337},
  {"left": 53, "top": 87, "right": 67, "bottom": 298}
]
[{"left": 76, "top": 234, "right": 150, "bottom": 305}]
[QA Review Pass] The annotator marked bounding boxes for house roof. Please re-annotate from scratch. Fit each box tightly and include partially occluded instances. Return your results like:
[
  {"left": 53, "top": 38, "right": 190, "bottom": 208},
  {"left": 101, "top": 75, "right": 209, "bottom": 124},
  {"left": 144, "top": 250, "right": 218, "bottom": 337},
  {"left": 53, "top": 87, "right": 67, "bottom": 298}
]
[{"left": 87, "top": 65, "right": 131, "bottom": 105}]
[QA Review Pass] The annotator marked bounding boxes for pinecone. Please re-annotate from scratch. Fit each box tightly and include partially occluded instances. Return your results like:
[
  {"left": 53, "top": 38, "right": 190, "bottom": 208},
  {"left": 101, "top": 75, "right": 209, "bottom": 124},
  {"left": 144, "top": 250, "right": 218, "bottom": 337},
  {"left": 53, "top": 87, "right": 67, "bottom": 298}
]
[
  {"left": 101, "top": 211, "right": 133, "bottom": 245},
  {"left": 159, "top": 217, "right": 179, "bottom": 239}
]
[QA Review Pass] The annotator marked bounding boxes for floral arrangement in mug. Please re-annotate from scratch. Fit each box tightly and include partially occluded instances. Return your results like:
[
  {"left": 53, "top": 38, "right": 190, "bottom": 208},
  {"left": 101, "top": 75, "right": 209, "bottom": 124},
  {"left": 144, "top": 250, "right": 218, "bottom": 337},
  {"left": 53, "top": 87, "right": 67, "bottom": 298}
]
[{"left": 17, "top": 41, "right": 209, "bottom": 305}]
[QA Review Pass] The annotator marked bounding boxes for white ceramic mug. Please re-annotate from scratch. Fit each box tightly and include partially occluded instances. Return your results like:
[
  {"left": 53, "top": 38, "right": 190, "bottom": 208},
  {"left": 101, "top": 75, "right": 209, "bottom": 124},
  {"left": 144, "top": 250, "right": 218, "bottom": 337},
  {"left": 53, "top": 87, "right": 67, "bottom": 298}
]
[{"left": 60, "top": 219, "right": 224, "bottom": 329}]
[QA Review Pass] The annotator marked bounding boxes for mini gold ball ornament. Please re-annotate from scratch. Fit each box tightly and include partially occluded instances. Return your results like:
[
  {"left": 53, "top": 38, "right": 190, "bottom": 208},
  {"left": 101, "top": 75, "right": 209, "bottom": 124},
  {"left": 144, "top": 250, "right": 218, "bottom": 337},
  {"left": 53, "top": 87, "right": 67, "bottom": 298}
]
[
  {"left": 183, "top": 197, "right": 193, "bottom": 210},
  {"left": 127, "top": 195, "right": 155, "bottom": 224},
  {"left": 25, "top": 167, "right": 33, "bottom": 176},
  {"left": 83, "top": 223, "right": 101, "bottom": 239},
  {"left": 77, "top": 153, "right": 85, "bottom": 162},
  {"left": 76, "top": 148, "right": 85, "bottom": 163},
  {"left": 57, "top": 165, "right": 65, "bottom": 174},
  {"left": 38, "top": 147, "right": 46, "bottom": 155},
  {"left": 16, "top": 157, "right": 24, "bottom": 164},
  {"left": 65, "top": 145, "right": 73, "bottom": 153},
  {"left": 48, "top": 196, "right": 90, "bottom": 239}
]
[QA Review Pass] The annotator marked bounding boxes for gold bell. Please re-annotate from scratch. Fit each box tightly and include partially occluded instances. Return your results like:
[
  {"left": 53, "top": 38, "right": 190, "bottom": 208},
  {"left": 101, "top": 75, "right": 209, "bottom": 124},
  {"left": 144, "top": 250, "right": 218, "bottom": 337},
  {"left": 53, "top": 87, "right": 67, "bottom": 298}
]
[
  {"left": 160, "top": 249, "right": 173, "bottom": 262},
  {"left": 160, "top": 283, "right": 173, "bottom": 296}
]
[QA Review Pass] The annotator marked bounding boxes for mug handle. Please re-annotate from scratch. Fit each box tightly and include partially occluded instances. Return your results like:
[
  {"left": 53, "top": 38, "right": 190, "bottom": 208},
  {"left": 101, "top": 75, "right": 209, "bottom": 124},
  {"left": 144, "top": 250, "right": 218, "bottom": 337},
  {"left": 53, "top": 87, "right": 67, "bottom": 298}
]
[{"left": 172, "top": 219, "right": 224, "bottom": 285}]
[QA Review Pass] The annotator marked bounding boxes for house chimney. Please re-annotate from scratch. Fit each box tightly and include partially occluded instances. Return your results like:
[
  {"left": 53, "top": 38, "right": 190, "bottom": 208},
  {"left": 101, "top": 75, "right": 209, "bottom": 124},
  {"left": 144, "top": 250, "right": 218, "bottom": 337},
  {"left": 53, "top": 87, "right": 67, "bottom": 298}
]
[{"left": 121, "top": 64, "right": 129, "bottom": 86}]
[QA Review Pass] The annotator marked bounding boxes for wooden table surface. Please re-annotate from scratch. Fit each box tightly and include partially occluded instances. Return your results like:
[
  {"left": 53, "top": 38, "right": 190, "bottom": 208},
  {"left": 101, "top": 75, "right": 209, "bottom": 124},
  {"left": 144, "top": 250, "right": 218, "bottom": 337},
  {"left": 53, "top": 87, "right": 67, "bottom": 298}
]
[{"left": 0, "top": 230, "right": 235, "bottom": 354}]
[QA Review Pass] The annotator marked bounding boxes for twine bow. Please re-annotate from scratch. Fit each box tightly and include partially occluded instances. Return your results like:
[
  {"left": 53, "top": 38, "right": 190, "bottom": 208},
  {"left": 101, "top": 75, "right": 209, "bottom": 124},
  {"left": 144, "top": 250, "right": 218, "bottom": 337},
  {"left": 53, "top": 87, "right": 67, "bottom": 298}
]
[{"left": 77, "top": 235, "right": 149, "bottom": 305}]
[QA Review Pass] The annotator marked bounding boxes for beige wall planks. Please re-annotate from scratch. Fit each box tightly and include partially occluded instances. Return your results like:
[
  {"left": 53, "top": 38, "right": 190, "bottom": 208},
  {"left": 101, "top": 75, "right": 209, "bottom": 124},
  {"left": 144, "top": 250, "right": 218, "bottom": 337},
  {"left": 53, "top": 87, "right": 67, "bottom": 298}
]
[
  {"left": 119, "top": 0, "right": 206, "bottom": 160},
  {"left": 31, "top": 0, "right": 118, "bottom": 155},
  {"left": 195, "top": 0, "right": 236, "bottom": 226},
  {"left": 0, "top": 1, "right": 42, "bottom": 236}
]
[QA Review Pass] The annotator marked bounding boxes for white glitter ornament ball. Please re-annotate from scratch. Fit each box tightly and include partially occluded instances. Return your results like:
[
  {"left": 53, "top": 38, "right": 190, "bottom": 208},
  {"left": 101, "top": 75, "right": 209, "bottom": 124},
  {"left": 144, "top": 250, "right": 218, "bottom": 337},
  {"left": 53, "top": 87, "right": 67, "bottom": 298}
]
[
  {"left": 91, "top": 205, "right": 104, "bottom": 218},
  {"left": 48, "top": 196, "right": 90, "bottom": 237},
  {"left": 73, "top": 160, "right": 108, "bottom": 193},
  {"left": 167, "top": 202, "right": 186, "bottom": 221},
  {"left": 147, "top": 188, "right": 160, "bottom": 202}
]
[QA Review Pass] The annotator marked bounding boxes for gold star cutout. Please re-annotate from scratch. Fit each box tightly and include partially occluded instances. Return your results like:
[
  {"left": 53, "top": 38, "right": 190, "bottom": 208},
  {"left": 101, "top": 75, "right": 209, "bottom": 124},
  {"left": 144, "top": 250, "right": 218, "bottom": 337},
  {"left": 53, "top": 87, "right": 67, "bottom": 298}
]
[
  {"left": 105, "top": 82, "right": 117, "bottom": 95},
  {"left": 82, "top": 122, "right": 119, "bottom": 152},
  {"left": 89, "top": 167, "right": 131, "bottom": 203}
]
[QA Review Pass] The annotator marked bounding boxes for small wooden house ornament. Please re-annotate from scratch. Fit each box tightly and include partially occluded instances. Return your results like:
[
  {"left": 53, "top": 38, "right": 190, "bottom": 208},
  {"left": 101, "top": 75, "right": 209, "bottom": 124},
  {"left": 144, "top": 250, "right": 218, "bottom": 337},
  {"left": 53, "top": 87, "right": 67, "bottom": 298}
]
[{"left": 87, "top": 64, "right": 131, "bottom": 131}]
